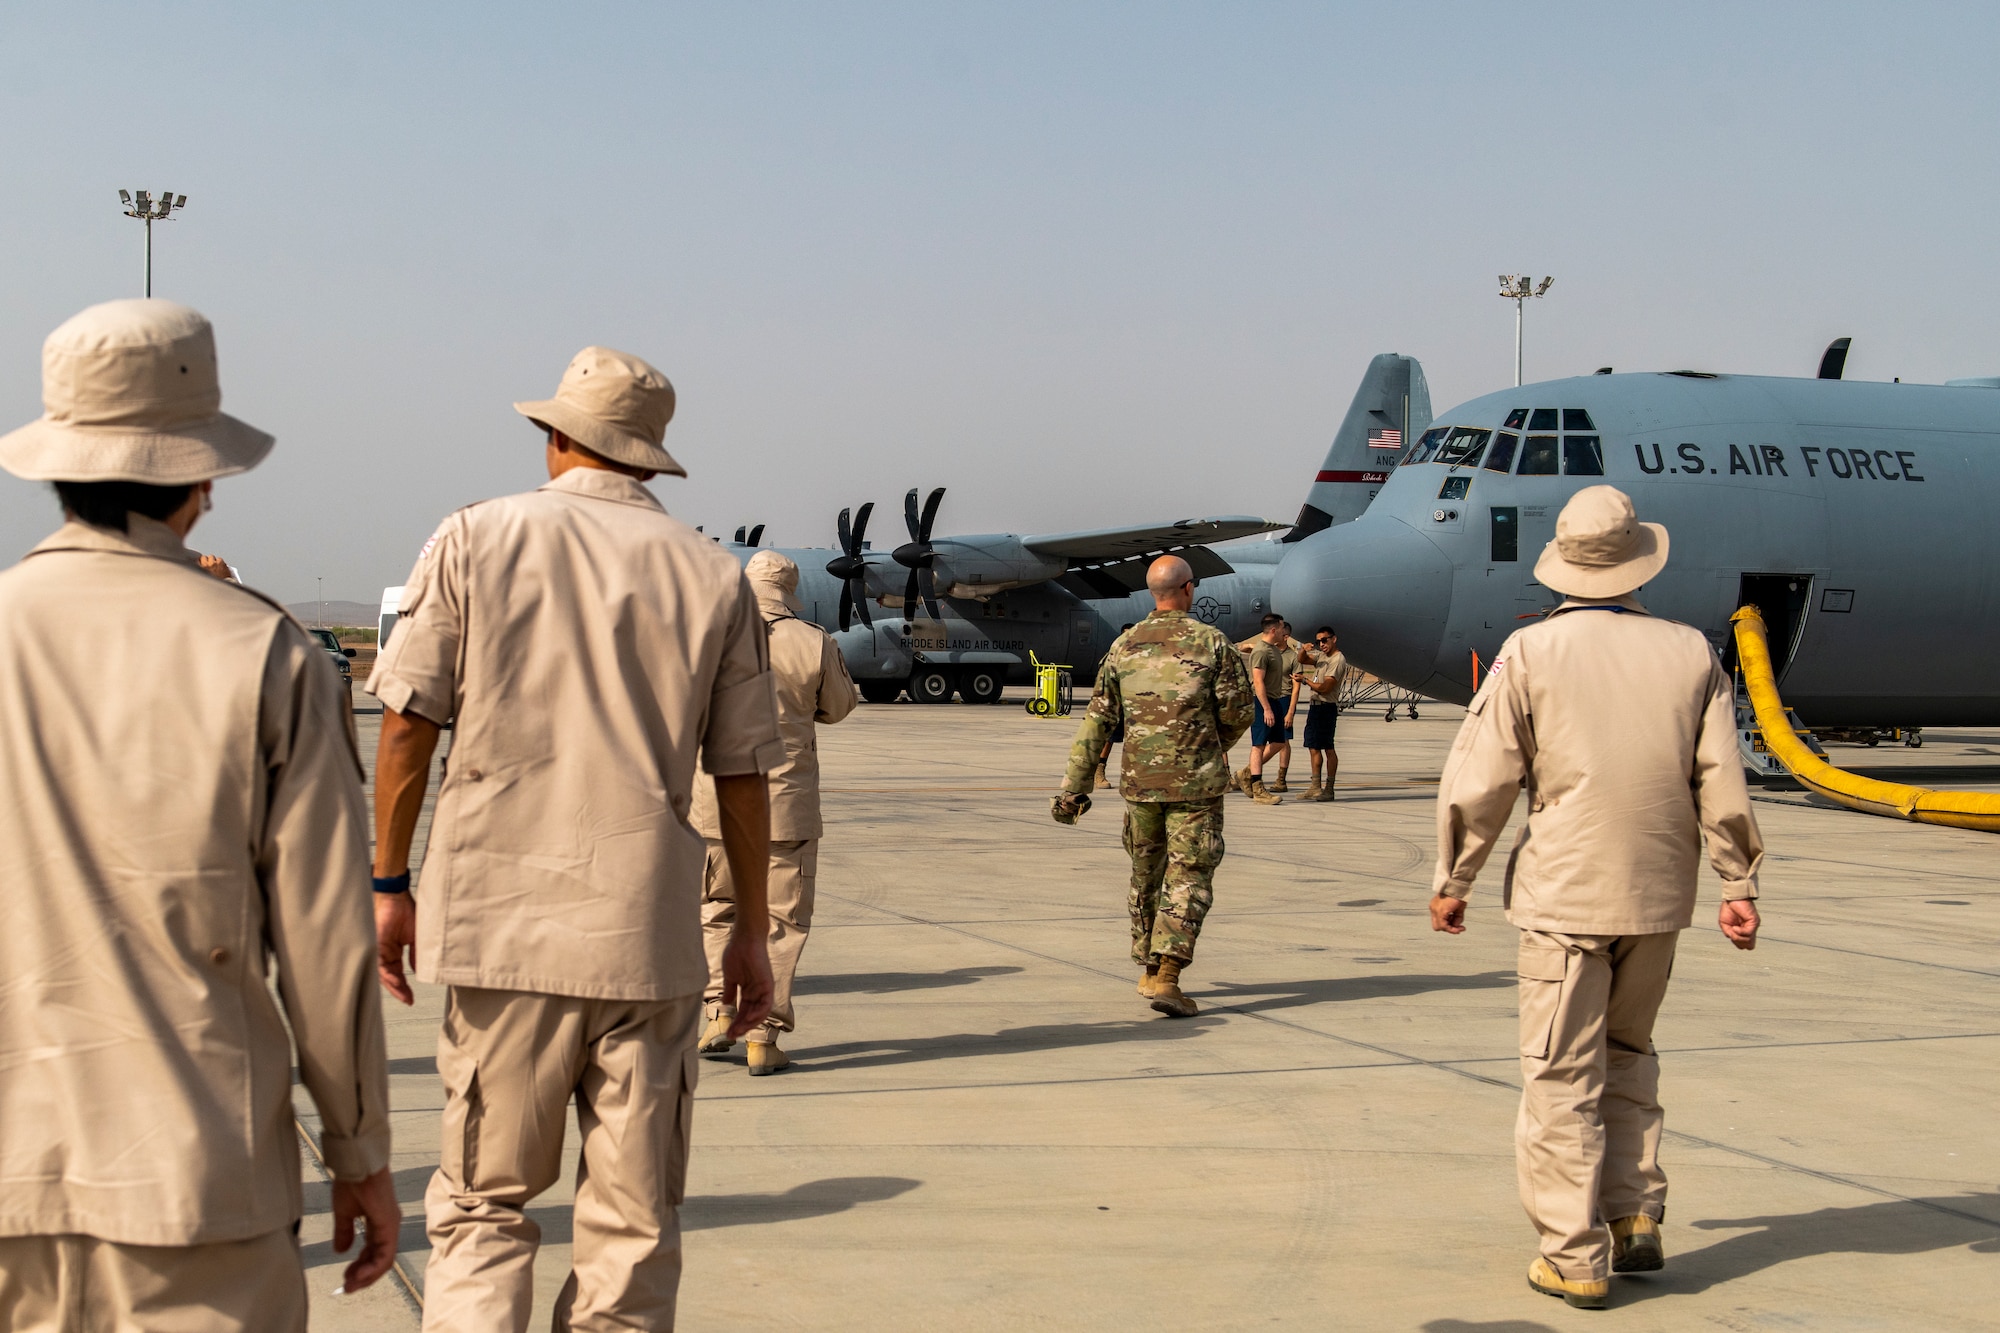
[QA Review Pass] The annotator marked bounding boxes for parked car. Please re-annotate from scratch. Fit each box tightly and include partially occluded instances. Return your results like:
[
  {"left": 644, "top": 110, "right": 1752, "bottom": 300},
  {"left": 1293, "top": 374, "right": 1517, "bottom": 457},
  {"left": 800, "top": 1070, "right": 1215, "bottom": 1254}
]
[{"left": 310, "top": 627, "right": 357, "bottom": 680}]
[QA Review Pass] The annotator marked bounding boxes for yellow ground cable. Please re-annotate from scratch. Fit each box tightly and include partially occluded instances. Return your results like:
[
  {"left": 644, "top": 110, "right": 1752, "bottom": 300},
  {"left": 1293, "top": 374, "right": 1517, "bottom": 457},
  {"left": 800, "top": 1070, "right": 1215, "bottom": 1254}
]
[{"left": 1731, "top": 605, "right": 2000, "bottom": 832}]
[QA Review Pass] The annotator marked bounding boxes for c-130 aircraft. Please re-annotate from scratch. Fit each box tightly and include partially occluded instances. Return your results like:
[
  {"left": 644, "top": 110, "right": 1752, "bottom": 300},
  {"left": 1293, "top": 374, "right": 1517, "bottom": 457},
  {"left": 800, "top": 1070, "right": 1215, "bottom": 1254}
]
[
  {"left": 703, "top": 353, "right": 1434, "bottom": 704},
  {"left": 1273, "top": 340, "right": 2000, "bottom": 729}
]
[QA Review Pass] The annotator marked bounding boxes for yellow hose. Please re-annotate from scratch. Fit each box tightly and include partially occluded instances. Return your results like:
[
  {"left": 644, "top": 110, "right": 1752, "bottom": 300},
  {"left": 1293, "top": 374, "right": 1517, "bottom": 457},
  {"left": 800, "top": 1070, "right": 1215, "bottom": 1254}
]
[{"left": 1731, "top": 605, "right": 2000, "bottom": 832}]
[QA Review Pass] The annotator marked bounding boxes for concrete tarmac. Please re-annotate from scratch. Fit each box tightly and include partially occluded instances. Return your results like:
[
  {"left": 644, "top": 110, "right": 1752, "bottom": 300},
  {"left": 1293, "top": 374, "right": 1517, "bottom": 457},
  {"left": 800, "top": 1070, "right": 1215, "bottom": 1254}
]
[{"left": 301, "top": 695, "right": 2000, "bottom": 1329}]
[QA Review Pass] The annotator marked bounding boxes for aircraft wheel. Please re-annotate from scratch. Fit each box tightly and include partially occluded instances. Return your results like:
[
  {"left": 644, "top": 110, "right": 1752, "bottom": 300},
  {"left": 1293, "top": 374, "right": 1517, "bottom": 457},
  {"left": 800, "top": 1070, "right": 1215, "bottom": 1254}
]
[
  {"left": 910, "top": 667, "right": 956, "bottom": 705},
  {"left": 962, "top": 669, "right": 1003, "bottom": 705},
  {"left": 859, "top": 679, "right": 902, "bottom": 705}
]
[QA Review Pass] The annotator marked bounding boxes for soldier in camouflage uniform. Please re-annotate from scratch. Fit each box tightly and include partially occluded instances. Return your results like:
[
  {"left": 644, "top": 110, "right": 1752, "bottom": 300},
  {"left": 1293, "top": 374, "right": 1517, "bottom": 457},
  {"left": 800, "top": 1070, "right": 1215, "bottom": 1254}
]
[{"left": 1052, "top": 554, "right": 1254, "bottom": 1017}]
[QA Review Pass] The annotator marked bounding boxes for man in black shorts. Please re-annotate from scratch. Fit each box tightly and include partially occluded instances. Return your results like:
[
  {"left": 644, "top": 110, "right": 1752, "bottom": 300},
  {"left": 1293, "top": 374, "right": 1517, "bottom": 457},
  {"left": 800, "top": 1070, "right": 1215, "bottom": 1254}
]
[{"left": 1295, "top": 626, "right": 1350, "bottom": 801}]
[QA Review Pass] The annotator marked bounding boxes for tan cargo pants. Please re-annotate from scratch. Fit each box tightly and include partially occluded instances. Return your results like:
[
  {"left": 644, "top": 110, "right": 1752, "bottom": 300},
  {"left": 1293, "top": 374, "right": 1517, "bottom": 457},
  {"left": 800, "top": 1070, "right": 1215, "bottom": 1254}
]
[
  {"left": 701, "top": 837, "right": 816, "bottom": 1037},
  {"left": 1515, "top": 929, "right": 1678, "bottom": 1281},
  {"left": 0, "top": 1229, "right": 305, "bottom": 1332},
  {"left": 422, "top": 987, "right": 700, "bottom": 1333}
]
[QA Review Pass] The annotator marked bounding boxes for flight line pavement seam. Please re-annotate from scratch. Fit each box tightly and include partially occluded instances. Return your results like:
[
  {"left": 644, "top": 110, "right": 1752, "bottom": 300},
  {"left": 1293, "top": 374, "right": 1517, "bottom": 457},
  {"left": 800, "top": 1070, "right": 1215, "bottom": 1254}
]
[{"left": 811, "top": 888, "right": 2000, "bottom": 1233}]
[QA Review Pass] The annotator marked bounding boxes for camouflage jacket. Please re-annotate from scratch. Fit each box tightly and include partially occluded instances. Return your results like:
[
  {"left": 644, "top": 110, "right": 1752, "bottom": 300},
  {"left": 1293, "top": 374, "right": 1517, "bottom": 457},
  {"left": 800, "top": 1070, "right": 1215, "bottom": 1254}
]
[{"left": 1062, "top": 609, "right": 1254, "bottom": 801}]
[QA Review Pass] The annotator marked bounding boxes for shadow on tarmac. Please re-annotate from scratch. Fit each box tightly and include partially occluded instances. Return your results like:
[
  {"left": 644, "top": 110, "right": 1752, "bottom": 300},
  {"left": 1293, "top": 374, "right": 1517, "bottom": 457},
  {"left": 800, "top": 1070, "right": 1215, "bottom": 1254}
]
[
  {"left": 1422, "top": 1321, "right": 1559, "bottom": 1333},
  {"left": 517, "top": 1176, "right": 922, "bottom": 1242},
  {"left": 1202, "top": 970, "right": 1517, "bottom": 1016},
  {"left": 795, "top": 965, "right": 1024, "bottom": 996},
  {"left": 795, "top": 1015, "right": 1220, "bottom": 1073},
  {"left": 1615, "top": 1192, "right": 2000, "bottom": 1302}
]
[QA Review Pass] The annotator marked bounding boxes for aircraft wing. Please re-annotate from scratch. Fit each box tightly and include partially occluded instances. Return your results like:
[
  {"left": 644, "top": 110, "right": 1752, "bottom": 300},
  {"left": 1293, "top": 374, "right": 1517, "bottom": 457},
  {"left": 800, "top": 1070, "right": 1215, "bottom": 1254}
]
[
  {"left": 1024, "top": 516, "right": 1286, "bottom": 598},
  {"left": 1023, "top": 516, "right": 1284, "bottom": 561}
]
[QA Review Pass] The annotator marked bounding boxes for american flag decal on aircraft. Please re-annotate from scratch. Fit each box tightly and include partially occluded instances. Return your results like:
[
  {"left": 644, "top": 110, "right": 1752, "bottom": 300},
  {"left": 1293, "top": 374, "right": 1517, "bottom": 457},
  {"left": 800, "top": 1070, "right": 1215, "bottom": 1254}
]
[{"left": 1367, "top": 427, "right": 1403, "bottom": 450}]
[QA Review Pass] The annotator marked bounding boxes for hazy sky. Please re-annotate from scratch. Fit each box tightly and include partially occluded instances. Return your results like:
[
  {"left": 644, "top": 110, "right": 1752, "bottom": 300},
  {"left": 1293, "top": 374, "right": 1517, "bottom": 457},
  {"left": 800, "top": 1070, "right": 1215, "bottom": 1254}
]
[{"left": 4, "top": 2, "right": 1996, "bottom": 604}]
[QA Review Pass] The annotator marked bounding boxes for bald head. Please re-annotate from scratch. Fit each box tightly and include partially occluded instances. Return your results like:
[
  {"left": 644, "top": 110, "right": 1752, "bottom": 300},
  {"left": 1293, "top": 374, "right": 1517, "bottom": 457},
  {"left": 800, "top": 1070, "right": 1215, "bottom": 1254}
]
[{"left": 1147, "top": 554, "right": 1195, "bottom": 611}]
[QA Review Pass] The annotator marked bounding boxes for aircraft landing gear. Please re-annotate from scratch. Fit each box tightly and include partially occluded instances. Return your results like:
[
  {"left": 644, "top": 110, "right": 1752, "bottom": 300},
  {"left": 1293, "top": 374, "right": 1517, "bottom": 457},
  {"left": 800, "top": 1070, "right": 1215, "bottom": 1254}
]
[
  {"left": 859, "top": 679, "right": 902, "bottom": 705},
  {"left": 909, "top": 666, "right": 956, "bottom": 704},
  {"left": 961, "top": 668, "right": 1004, "bottom": 705}
]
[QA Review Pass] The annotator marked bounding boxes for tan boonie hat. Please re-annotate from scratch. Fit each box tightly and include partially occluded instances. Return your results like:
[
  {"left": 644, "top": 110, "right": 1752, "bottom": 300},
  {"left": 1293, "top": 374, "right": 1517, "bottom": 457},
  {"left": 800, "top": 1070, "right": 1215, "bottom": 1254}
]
[
  {"left": 0, "top": 299, "right": 274, "bottom": 484},
  {"left": 514, "top": 346, "right": 682, "bottom": 476},
  {"left": 745, "top": 549, "right": 802, "bottom": 613},
  {"left": 1533, "top": 485, "right": 1669, "bottom": 599}
]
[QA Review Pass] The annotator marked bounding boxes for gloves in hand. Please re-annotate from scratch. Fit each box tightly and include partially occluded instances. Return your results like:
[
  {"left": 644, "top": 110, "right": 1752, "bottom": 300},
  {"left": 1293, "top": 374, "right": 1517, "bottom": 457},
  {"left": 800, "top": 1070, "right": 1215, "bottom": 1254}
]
[{"left": 1051, "top": 791, "right": 1093, "bottom": 825}]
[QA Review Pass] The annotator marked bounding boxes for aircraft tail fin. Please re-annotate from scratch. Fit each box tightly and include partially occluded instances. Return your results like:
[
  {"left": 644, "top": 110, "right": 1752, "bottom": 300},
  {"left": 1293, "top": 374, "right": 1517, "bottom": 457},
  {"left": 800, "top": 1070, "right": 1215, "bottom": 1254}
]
[{"left": 1282, "top": 353, "right": 1431, "bottom": 541}]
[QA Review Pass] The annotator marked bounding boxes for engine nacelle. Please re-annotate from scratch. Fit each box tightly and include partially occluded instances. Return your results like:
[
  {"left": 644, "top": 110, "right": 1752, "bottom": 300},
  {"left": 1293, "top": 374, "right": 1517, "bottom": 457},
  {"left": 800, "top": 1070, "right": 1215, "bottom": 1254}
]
[{"left": 926, "top": 534, "right": 1067, "bottom": 597}]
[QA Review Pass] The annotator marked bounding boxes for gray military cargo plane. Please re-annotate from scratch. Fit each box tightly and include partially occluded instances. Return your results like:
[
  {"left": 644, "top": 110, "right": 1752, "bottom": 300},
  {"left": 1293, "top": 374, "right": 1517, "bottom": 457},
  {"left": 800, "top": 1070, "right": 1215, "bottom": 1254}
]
[
  {"left": 720, "top": 492, "right": 1282, "bottom": 703},
  {"left": 713, "top": 352, "right": 1435, "bottom": 703},
  {"left": 1273, "top": 344, "right": 2000, "bottom": 727}
]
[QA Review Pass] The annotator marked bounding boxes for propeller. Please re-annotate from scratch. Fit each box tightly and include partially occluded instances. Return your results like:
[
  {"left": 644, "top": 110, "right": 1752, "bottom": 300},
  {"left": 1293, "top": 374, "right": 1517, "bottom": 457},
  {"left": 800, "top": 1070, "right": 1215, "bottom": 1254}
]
[
  {"left": 892, "top": 487, "right": 945, "bottom": 620},
  {"left": 824, "top": 502, "right": 874, "bottom": 630},
  {"left": 729, "top": 524, "right": 767, "bottom": 547}
]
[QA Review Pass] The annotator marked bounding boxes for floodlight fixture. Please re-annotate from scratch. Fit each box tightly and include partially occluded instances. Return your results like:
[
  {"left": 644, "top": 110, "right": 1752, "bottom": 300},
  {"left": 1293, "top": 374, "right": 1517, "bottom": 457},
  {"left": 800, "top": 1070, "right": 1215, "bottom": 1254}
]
[
  {"left": 1497, "top": 272, "right": 1555, "bottom": 387},
  {"left": 117, "top": 187, "right": 189, "bottom": 297}
]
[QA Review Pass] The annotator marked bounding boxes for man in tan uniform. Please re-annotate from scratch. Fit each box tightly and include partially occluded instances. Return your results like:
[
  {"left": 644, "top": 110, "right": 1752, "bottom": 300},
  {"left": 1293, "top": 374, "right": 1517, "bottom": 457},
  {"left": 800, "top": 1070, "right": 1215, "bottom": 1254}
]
[
  {"left": 1294, "top": 626, "right": 1350, "bottom": 802},
  {"left": 1432, "top": 485, "right": 1764, "bottom": 1309},
  {"left": 369, "top": 347, "right": 783, "bottom": 1331},
  {"left": 695, "top": 549, "right": 858, "bottom": 1074},
  {"left": 0, "top": 300, "right": 397, "bottom": 1329}
]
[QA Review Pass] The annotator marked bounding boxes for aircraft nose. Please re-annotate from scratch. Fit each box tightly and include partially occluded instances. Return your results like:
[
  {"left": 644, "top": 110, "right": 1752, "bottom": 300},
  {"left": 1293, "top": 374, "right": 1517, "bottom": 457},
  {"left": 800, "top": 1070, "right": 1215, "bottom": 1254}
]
[{"left": 1270, "top": 516, "right": 1454, "bottom": 691}]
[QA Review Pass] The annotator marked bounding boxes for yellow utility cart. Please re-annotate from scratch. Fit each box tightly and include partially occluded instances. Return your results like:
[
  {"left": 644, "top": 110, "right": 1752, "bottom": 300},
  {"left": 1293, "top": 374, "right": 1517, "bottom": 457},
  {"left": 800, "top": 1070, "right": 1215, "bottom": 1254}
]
[{"left": 1025, "top": 650, "right": 1074, "bottom": 717}]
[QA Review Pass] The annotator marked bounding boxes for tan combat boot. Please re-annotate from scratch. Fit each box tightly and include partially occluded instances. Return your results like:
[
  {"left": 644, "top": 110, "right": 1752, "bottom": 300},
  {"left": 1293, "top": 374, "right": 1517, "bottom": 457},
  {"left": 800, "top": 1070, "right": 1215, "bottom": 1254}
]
[
  {"left": 1299, "top": 780, "right": 1322, "bottom": 802},
  {"left": 1137, "top": 963, "right": 1161, "bottom": 997},
  {"left": 1609, "top": 1215, "right": 1664, "bottom": 1272},
  {"left": 746, "top": 1036, "right": 790, "bottom": 1076},
  {"left": 1149, "top": 958, "right": 1198, "bottom": 1018},
  {"left": 1269, "top": 768, "right": 1289, "bottom": 793},
  {"left": 1245, "top": 776, "right": 1281, "bottom": 805},
  {"left": 1527, "top": 1257, "right": 1609, "bottom": 1309},
  {"left": 1231, "top": 766, "right": 1250, "bottom": 793},
  {"left": 698, "top": 1006, "right": 736, "bottom": 1056},
  {"left": 1095, "top": 762, "right": 1111, "bottom": 790}
]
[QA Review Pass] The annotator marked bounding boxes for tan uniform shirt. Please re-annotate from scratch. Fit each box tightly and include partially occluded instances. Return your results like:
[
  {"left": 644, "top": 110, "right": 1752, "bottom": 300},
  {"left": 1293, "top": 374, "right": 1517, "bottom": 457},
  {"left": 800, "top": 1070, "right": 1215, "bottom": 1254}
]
[
  {"left": 369, "top": 468, "right": 782, "bottom": 1002},
  {"left": 1299, "top": 649, "right": 1350, "bottom": 703},
  {"left": 1434, "top": 596, "right": 1763, "bottom": 935},
  {"left": 692, "top": 592, "right": 858, "bottom": 842},
  {"left": 0, "top": 519, "right": 389, "bottom": 1246}
]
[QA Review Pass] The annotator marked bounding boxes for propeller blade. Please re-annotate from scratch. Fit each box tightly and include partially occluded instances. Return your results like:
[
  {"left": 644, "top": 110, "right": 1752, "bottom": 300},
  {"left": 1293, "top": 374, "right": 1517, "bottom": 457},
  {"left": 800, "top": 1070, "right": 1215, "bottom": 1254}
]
[
  {"left": 733, "top": 525, "right": 747, "bottom": 544},
  {"left": 918, "top": 566, "right": 941, "bottom": 620},
  {"left": 838, "top": 582, "right": 853, "bottom": 631},
  {"left": 919, "top": 486, "right": 944, "bottom": 541},
  {"left": 904, "top": 488, "right": 924, "bottom": 542},
  {"left": 852, "top": 578, "right": 873, "bottom": 628},
  {"left": 903, "top": 568, "right": 920, "bottom": 618},
  {"left": 748, "top": 524, "right": 764, "bottom": 547},
  {"left": 851, "top": 501, "right": 872, "bottom": 552},
  {"left": 837, "top": 507, "right": 852, "bottom": 553}
]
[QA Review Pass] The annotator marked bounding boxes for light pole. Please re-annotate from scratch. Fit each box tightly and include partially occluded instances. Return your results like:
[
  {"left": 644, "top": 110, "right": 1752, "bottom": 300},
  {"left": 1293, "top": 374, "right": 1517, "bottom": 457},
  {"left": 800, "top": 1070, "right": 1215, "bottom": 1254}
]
[
  {"left": 317, "top": 577, "right": 324, "bottom": 629},
  {"left": 118, "top": 190, "right": 187, "bottom": 297},
  {"left": 1498, "top": 274, "right": 1553, "bottom": 387}
]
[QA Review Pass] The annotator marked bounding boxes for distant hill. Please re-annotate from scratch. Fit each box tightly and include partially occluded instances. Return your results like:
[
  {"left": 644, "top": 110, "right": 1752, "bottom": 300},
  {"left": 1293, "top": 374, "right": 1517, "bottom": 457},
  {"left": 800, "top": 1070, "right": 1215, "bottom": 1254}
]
[{"left": 284, "top": 599, "right": 380, "bottom": 627}]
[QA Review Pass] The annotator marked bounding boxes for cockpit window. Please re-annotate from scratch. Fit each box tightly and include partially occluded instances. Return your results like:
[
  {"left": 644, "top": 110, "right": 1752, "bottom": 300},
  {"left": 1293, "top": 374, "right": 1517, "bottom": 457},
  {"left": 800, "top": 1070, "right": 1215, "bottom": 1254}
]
[
  {"left": 1563, "top": 409, "right": 1596, "bottom": 431},
  {"left": 1562, "top": 435, "right": 1604, "bottom": 476},
  {"left": 1528, "top": 408, "right": 1558, "bottom": 432},
  {"left": 1518, "top": 435, "right": 1559, "bottom": 475},
  {"left": 1438, "top": 475, "right": 1472, "bottom": 501},
  {"left": 1503, "top": 408, "right": 1529, "bottom": 430},
  {"left": 1433, "top": 427, "right": 1491, "bottom": 467},
  {"left": 1405, "top": 427, "right": 1448, "bottom": 465},
  {"left": 1484, "top": 432, "right": 1519, "bottom": 472}
]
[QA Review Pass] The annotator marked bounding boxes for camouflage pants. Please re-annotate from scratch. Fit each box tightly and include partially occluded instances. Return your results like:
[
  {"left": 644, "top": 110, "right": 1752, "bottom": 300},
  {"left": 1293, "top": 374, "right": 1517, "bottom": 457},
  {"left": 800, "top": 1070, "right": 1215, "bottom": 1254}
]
[{"left": 1122, "top": 797, "right": 1225, "bottom": 965}]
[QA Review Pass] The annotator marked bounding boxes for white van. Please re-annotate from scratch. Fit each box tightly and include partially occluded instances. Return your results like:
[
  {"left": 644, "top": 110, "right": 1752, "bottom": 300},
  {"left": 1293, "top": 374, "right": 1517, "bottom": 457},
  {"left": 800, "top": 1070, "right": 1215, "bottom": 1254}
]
[{"left": 379, "top": 586, "right": 404, "bottom": 650}]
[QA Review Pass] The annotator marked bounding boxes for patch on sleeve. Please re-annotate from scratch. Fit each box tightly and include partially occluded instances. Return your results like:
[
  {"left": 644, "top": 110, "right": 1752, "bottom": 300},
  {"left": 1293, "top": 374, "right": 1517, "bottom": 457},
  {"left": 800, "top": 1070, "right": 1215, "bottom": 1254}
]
[{"left": 418, "top": 532, "right": 440, "bottom": 562}]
